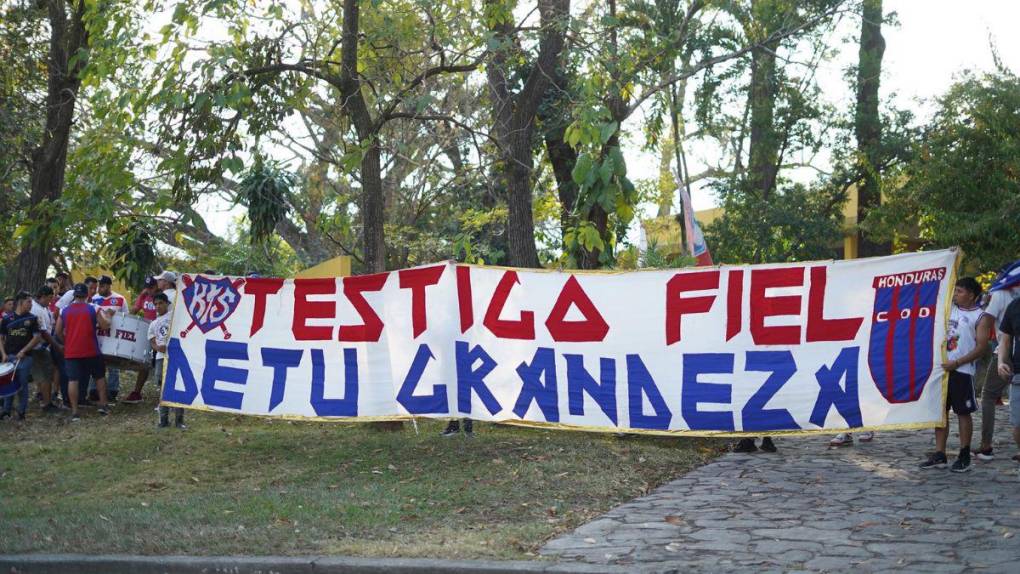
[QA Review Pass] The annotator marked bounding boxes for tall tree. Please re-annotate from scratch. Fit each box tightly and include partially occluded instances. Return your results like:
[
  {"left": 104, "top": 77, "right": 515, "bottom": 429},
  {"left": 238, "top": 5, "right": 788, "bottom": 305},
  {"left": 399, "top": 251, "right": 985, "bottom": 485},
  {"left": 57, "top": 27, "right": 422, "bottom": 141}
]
[
  {"left": 485, "top": 0, "right": 571, "bottom": 268},
  {"left": 9, "top": 0, "right": 90, "bottom": 291},
  {"left": 854, "top": 0, "right": 887, "bottom": 256}
]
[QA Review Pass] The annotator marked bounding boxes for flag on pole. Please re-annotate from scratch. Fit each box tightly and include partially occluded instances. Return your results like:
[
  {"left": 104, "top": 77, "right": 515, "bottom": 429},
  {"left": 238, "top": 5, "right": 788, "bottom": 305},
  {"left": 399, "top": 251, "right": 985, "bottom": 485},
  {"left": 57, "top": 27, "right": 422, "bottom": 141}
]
[{"left": 678, "top": 182, "right": 713, "bottom": 266}]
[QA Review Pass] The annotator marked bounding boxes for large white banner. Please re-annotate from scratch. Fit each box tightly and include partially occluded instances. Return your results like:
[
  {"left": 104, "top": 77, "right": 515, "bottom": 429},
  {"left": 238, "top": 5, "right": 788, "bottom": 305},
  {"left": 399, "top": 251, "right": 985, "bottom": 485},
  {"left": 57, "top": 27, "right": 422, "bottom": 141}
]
[{"left": 160, "top": 249, "right": 958, "bottom": 435}]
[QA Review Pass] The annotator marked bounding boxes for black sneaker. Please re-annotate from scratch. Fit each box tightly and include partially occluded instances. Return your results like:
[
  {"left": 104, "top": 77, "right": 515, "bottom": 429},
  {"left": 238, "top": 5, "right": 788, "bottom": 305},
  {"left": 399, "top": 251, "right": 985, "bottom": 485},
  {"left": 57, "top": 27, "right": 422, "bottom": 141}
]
[
  {"left": 951, "top": 456, "right": 972, "bottom": 473},
  {"left": 96, "top": 407, "right": 109, "bottom": 416},
  {"left": 975, "top": 448, "right": 994, "bottom": 461},
  {"left": 920, "top": 451, "right": 948, "bottom": 470},
  {"left": 175, "top": 421, "right": 187, "bottom": 430},
  {"left": 70, "top": 414, "right": 81, "bottom": 422},
  {"left": 440, "top": 427, "right": 459, "bottom": 437},
  {"left": 16, "top": 411, "right": 25, "bottom": 421},
  {"left": 760, "top": 437, "right": 777, "bottom": 453},
  {"left": 733, "top": 438, "right": 758, "bottom": 453},
  {"left": 42, "top": 403, "right": 60, "bottom": 414},
  {"left": 157, "top": 419, "right": 170, "bottom": 428}
]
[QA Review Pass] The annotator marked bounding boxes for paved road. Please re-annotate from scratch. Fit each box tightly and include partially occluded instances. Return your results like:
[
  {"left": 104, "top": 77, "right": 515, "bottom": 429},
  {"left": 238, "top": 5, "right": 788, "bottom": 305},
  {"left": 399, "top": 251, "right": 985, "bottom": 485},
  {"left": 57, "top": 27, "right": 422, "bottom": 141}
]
[{"left": 542, "top": 406, "right": 1020, "bottom": 573}]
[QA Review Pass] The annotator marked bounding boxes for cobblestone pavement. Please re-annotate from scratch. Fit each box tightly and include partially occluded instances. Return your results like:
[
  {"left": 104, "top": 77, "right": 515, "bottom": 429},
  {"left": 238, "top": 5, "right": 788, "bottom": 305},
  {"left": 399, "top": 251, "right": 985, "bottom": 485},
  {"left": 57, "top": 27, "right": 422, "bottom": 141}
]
[{"left": 542, "top": 406, "right": 1020, "bottom": 573}]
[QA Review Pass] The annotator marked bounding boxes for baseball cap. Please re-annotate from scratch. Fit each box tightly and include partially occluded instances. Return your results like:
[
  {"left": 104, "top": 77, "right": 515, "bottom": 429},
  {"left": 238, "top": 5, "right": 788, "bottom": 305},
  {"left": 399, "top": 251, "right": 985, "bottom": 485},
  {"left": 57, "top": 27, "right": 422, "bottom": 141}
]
[
  {"left": 144, "top": 276, "right": 157, "bottom": 287},
  {"left": 155, "top": 270, "right": 177, "bottom": 282},
  {"left": 73, "top": 283, "right": 88, "bottom": 297},
  {"left": 99, "top": 275, "right": 113, "bottom": 285}
]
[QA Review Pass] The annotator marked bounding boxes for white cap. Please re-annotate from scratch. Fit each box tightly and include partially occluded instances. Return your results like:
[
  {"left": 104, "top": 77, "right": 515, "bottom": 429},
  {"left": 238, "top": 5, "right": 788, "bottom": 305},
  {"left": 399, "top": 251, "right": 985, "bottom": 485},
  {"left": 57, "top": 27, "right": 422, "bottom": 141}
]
[{"left": 155, "top": 270, "right": 177, "bottom": 283}]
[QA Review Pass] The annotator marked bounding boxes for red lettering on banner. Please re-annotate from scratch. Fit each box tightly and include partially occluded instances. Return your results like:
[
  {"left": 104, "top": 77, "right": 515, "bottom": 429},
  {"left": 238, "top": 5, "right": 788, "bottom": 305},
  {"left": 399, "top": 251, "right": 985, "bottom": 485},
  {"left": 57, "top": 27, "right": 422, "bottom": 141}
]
[
  {"left": 545, "top": 276, "right": 609, "bottom": 342},
  {"left": 806, "top": 266, "right": 863, "bottom": 342},
  {"left": 244, "top": 278, "right": 284, "bottom": 337},
  {"left": 750, "top": 268, "right": 803, "bottom": 345},
  {"left": 339, "top": 273, "right": 389, "bottom": 342},
  {"left": 665, "top": 271, "right": 720, "bottom": 345},
  {"left": 399, "top": 265, "right": 446, "bottom": 338},
  {"left": 726, "top": 270, "right": 743, "bottom": 341},
  {"left": 483, "top": 271, "right": 535, "bottom": 340},
  {"left": 457, "top": 266, "right": 474, "bottom": 333},
  {"left": 293, "top": 278, "right": 336, "bottom": 341}
]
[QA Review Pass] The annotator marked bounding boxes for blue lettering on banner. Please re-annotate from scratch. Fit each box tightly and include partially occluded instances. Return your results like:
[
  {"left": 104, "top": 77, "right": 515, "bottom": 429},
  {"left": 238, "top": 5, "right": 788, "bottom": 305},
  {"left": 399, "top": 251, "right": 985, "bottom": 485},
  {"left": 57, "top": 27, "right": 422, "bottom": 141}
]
[
  {"left": 810, "top": 347, "right": 863, "bottom": 428},
  {"left": 565, "top": 355, "right": 617, "bottom": 425},
  {"left": 742, "top": 351, "right": 798, "bottom": 431},
  {"left": 396, "top": 344, "right": 449, "bottom": 414},
  {"left": 261, "top": 348, "right": 303, "bottom": 412},
  {"left": 513, "top": 347, "right": 559, "bottom": 422},
  {"left": 201, "top": 340, "right": 249, "bottom": 410},
  {"left": 163, "top": 338, "right": 199, "bottom": 405},
  {"left": 310, "top": 348, "right": 359, "bottom": 417},
  {"left": 626, "top": 355, "right": 671, "bottom": 430},
  {"left": 681, "top": 353, "right": 735, "bottom": 431},
  {"left": 455, "top": 341, "right": 502, "bottom": 416}
]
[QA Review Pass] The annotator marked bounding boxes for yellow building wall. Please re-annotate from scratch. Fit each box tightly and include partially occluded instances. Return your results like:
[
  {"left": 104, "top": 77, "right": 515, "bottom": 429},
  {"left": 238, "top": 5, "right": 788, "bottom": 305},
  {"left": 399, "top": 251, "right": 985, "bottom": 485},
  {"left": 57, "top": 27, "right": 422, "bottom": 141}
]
[{"left": 294, "top": 256, "right": 352, "bottom": 279}]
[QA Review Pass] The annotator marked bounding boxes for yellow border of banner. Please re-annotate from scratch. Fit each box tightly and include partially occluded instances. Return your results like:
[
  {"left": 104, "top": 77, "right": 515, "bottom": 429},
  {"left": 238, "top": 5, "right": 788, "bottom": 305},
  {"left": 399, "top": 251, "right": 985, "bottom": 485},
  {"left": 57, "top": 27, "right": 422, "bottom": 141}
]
[
  {"left": 157, "top": 248, "right": 961, "bottom": 437},
  {"left": 155, "top": 400, "right": 945, "bottom": 437}
]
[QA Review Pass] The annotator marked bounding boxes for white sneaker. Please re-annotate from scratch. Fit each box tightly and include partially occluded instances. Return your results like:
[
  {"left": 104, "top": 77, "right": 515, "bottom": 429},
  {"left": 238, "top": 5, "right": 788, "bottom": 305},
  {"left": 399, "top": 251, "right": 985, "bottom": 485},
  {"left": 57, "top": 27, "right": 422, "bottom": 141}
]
[
  {"left": 858, "top": 431, "right": 875, "bottom": 442},
  {"left": 829, "top": 433, "right": 854, "bottom": 446}
]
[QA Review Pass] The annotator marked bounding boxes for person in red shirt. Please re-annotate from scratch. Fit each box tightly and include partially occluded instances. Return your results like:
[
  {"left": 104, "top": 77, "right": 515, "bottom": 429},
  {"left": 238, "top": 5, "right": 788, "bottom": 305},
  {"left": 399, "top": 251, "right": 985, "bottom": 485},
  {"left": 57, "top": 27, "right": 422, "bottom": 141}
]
[
  {"left": 55, "top": 283, "right": 113, "bottom": 421},
  {"left": 122, "top": 277, "right": 159, "bottom": 404},
  {"left": 132, "top": 276, "right": 158, "bottom": 321}
]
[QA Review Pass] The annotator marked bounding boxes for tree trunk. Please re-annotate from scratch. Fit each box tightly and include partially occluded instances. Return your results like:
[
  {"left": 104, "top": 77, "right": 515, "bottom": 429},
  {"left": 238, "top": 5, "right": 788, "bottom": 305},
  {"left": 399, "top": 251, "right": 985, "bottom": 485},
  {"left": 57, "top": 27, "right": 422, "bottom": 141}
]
[
  {"left": 544, "top": 125, "right": 578, "bottom": 241},
  {"left": 486, "top": 0, "right": 570, "bottom": 269},
  {"left": 746, "top": 42, "right": 780, "bottom": 200},
  {"left": 360, "top": 141, "right": 386, "bottom": 273},
  {"left": 504, "top": 132, "right": 542, "bottom": 268},
  {"left": 10, "top": 0, "right": 87, "bottom": 292},
  {"left": 340, "top": 0, "right": 387, "bottom": 274},
  {"left": 854, "top": 0, "right": 887, "bottom": 257}
]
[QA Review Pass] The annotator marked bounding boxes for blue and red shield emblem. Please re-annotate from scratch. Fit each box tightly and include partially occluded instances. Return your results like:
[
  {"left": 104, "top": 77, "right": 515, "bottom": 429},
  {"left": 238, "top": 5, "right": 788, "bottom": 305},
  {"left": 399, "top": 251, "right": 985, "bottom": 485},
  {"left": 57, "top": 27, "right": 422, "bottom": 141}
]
[
  {"left": 180, "top": 275, "right": 245, "bottom": 339},
  {"left": 868, "top": 268, "right": 946, "bottom": 403}
]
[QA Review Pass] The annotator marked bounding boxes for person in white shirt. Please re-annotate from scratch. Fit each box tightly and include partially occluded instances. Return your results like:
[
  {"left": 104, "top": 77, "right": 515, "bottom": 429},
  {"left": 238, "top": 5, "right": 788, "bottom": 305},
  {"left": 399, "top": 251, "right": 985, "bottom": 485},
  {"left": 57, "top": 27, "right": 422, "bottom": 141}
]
[
  {"left": 974, "top": 260, "right": 1020, "bottom": 460},
  {"left": 920, "top": 277, "right": 992, "bottom": 473},
  {"left": 149, "top": 293, "right": 184, "bottom": 429},
  {"left": 88, "top": 275, "right": 129, "bottom": 401},
  {"left": 154, "top": 270, "right": 178, "bottom": 311},
  {"left": 55, "top": 276, "right": 98, "bottom": 311},
  {"left": 30, "top": 285, "right": 63, "bottom": 412}
]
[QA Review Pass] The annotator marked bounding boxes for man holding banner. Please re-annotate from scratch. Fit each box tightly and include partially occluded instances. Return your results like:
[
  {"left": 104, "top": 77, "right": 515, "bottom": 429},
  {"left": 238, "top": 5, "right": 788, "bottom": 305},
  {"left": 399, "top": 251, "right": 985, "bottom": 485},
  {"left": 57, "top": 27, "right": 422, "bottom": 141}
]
[{"left": 920, "top": 277, "right": 991, "bottom": 472}]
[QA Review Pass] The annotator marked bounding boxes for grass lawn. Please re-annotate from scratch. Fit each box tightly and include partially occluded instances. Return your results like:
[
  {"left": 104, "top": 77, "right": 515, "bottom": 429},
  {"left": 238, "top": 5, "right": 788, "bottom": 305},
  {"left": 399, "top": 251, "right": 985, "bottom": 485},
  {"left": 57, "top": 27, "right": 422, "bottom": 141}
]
[{"left": 0, "top": 383, "right": 723, "bottom": 559}]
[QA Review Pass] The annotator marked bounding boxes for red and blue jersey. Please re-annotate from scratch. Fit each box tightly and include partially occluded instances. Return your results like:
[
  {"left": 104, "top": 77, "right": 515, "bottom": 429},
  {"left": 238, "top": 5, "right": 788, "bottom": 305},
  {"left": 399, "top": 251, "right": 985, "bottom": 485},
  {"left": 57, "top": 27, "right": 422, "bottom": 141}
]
[
  {"left": 91, "top": 292, "right": 128, "bottom": 313},
  {"left": 61, "top": 302, "right": 100, "bottom": 359}
]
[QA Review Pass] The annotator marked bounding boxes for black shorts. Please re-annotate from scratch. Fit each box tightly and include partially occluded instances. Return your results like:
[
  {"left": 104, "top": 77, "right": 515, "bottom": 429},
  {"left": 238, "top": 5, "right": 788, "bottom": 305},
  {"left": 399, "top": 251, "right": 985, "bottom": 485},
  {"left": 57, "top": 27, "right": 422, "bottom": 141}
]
[
  {"left": 946, "top": 371, "right": 977, "bottom": 415},
  {"left": 65, "top": 356, "right": 106, "bottom": 383}
]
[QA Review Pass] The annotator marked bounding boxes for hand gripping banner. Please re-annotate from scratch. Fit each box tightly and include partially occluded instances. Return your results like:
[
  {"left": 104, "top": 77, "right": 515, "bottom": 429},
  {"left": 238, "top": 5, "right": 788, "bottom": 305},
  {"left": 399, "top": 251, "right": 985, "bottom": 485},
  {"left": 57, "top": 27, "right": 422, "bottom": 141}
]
[{"left": 160, "top": 249, "right": 959, "bottom": 436}]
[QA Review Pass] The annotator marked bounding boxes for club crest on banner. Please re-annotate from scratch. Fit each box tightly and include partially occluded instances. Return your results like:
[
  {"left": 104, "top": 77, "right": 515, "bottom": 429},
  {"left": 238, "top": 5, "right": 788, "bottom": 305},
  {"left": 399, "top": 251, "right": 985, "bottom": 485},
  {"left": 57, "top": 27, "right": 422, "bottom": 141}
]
[
  {"left": 867, "top": 268, "right": 945, "bottom": 404},
  {"left": 180, "top": 275, "right": 245, "bottom": 339}
]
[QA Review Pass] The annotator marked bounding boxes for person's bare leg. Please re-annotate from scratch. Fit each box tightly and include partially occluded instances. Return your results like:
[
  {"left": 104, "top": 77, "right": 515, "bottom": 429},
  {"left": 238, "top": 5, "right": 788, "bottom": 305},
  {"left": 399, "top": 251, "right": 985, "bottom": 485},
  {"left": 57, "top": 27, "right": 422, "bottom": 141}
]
[
  {"left": 958, "top": 414, "right": 973, "bottom": 451},
  {"left": 132, "top": 367, "right": 149, "bottom": 394},
  {"left": 40, "top": 376, "right": 52, "bottom": 405},
  {"left": 68, "top": 380, "right": 79, "bottom": 418},
  {"left": 935, "top": 426, "right": 948, "bottom": 453},
  {"left": 96, "top": 376, "right": 108, "bottom": 408}
]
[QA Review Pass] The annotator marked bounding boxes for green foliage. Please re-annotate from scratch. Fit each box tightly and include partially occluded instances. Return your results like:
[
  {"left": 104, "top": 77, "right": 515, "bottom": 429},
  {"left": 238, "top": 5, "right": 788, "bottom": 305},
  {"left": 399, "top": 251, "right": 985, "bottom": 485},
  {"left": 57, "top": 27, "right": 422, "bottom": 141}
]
[
  {"left": 235, "top": 155, "right": 294, "bottom": 246},
  {"left": 107, "top": 221, "right": 159, "bottom": 290},
  {"left": 705, "top": 183, "right": 844, "bottom": 264},
  {"left": 867, "top": 71, "right": 1020, "bottom": 270}
]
